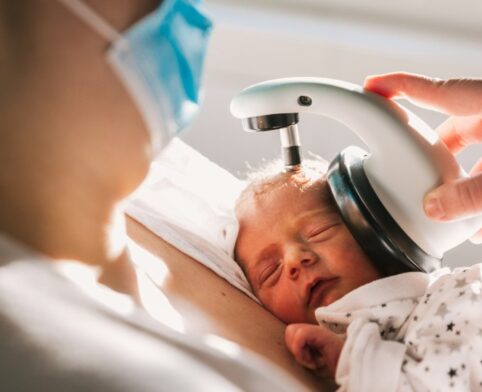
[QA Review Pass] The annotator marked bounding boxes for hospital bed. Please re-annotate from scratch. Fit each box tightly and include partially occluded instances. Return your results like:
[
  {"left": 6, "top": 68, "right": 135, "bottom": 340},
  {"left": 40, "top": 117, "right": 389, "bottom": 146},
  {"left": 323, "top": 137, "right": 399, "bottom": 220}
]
[{"left": 125, "top": 139, "right": 333, "bottom": 391}]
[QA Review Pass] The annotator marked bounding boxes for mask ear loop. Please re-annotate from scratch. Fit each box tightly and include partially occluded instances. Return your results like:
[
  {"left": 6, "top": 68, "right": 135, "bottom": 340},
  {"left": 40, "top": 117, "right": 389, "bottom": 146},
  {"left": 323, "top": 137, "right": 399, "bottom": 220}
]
[{"left": 57, "top": 0, "right": 126, "bottom": 45}]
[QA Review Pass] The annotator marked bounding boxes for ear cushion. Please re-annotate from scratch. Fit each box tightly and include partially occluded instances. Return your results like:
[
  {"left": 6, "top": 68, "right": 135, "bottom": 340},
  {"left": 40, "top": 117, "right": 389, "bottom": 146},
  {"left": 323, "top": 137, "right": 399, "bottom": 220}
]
[{"left": 327, "top": 146, "right": 441, "bottom": 276}]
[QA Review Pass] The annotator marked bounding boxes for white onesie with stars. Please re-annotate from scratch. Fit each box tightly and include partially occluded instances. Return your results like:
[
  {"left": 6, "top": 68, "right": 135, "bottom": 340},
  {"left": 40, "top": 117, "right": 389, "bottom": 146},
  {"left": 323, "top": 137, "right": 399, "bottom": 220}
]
[{"left": 316, "top": 264, "right": 482, "bottom": 392}]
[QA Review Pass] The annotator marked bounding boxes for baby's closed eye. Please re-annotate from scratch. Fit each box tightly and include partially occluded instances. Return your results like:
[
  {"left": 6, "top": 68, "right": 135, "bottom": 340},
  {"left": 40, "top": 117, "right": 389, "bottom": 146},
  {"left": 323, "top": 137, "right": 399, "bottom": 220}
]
[
  {"left": 304, "top": 223, "right": 341, "bottom": 242},
  {"left": 259, "top": 262, "right": 282, "bottom": 287}
]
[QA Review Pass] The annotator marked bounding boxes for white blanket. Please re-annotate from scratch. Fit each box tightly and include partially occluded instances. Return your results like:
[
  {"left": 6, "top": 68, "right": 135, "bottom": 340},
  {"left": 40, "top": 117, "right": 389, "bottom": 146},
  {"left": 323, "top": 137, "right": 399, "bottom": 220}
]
[{"left": 125, "top": 138, "right": 258, "bottom": 302}]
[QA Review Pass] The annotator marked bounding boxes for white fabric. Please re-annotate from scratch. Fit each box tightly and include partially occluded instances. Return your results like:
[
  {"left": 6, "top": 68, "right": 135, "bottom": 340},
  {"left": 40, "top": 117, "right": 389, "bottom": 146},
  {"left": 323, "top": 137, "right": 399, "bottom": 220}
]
[
  {"left": 125, "top": 138, "right": 258, "bottom": 302},
  {"left": 0, "top": 232, "right": 303, "bottom": 391},
  {"left": 315, "top": 266, "right": 482, "bottom": 391}
]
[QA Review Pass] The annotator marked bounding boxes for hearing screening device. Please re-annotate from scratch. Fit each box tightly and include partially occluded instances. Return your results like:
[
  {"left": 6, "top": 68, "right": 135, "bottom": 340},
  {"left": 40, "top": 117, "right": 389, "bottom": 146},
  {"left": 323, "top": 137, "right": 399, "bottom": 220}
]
[{"left": 230, "top": 77, "right": 482, "bottom": 275}]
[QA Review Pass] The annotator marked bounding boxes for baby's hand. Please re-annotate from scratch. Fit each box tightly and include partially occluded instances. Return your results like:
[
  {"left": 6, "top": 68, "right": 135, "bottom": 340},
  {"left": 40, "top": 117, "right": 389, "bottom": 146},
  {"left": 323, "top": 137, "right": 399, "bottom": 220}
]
[{"left": 285, "top": 323, "right": 343, "bottom": 379}]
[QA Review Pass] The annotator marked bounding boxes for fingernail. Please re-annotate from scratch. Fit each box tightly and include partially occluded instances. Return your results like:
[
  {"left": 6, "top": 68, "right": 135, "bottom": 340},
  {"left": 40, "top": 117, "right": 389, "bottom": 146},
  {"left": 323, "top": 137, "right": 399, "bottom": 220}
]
[{"left": 424, "top": 194, "right": 445, "bottom": 219}]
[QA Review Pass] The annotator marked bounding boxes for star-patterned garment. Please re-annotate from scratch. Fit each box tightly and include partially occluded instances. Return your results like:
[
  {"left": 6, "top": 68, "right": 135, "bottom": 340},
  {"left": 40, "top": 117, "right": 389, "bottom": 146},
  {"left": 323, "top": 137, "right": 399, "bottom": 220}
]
[{"left": 315, "top": 264, "right": 482, "bottom": 392}]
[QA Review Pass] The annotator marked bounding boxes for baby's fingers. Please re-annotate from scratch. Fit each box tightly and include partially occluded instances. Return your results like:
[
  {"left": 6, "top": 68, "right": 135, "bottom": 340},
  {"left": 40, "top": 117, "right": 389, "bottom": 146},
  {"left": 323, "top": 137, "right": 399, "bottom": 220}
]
[
  {"left": 292, "top": 344, "right": 322, "bottom": 370},
  {"left": 285, "top": 325, "right": 311, "bottom": 367},
  {"left": 285, "top": 325, "right": 321, "bottom": 369},
  {"left": 285, "top": 324, "right": 330, "bottom": 369}
]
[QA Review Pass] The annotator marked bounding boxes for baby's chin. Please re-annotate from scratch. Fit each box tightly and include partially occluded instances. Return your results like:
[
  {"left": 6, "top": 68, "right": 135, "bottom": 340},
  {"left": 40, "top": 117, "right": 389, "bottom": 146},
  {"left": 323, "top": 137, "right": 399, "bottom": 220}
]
[
  {"left": 308, "top": 280, "right": 345, "bottom": 311},
  {"left": 321, "top": 289, "right": 346, "bottom": 307},
  {"left": 305, "top": 294, "right": 341, "bottom": 324}
]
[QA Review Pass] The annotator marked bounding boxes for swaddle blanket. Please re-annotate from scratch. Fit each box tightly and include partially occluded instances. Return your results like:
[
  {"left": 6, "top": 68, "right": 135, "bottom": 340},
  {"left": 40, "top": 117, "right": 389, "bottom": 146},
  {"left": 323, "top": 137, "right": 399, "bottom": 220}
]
[
  {"left": 316, "top": 265, "right": 482, "bottom": 391},
  {"left": 125, "top": 138, "right": 258, "bottom": 302}
]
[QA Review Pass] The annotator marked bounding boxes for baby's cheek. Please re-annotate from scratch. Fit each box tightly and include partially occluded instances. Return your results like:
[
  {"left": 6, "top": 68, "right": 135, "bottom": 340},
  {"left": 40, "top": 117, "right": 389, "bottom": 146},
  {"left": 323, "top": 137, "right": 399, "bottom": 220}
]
[
  {"left": 345, "top": 255, "right": 380, "bottom": 288},
  {"left": 262, "top": 290, "right": 307, "bottom": 324}
]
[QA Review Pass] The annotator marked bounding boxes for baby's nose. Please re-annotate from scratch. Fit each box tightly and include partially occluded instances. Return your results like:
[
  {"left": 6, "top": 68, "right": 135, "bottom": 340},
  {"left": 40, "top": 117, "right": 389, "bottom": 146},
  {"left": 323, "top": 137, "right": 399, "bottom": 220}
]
[{"left": 285, "top": 246, "right": 318, "bottom": 279}]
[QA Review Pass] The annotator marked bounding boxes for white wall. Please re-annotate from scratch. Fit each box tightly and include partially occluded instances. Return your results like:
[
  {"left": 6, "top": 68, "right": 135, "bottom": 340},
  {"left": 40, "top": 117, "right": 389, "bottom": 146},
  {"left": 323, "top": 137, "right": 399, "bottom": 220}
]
[{"left": 180, "top": 0, "right": 482, "bottom": 268}]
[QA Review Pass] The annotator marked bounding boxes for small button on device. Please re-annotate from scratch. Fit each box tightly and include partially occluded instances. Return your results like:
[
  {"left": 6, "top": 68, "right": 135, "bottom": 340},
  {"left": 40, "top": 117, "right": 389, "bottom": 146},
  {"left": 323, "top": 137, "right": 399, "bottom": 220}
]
[{"left": 298, "top": 95, "right": 312, "bottom": 106}]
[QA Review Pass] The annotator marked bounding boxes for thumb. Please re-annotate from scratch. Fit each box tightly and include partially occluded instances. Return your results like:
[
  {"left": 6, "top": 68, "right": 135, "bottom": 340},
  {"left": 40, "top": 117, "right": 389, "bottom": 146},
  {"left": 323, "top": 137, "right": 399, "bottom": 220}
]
[
  {"left": 470, "top": 228, "right": 482, "bottom": 244},
  {"left": 424, "top": 173, "right": 482, "bottom": 220}
]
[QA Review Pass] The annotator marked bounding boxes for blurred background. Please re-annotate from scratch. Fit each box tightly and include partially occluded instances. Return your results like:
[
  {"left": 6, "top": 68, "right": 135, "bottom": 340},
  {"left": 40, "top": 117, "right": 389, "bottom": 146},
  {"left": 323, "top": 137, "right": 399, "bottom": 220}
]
[{"left": 180, "top": 0, "right": 482, "bottom": 267}]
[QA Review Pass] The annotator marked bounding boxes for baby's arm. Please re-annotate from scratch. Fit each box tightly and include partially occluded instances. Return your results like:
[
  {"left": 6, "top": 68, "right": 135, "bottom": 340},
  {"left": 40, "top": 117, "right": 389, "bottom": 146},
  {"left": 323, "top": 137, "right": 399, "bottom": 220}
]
[{"left": 285, "top": 323, "right": 344, "bottom": 378}]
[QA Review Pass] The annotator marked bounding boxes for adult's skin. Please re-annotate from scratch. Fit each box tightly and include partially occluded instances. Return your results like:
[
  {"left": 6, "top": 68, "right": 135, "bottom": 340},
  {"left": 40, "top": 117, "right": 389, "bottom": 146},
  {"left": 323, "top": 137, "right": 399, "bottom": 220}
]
[
  {"left": 365, "top": 72, "right": 482, "bottom": 243},
  {"left": 0, "top": 0, "right": 157, "bottom": 294},
  {"left": 0, "top": 1, "right": 322, "bottom": 389}
]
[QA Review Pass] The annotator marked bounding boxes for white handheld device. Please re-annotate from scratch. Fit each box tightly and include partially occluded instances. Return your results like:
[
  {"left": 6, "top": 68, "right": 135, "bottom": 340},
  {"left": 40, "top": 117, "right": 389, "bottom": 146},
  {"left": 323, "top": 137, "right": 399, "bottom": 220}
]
[{"left": 231, "top": 77, "right": 482, "bottom": 274}]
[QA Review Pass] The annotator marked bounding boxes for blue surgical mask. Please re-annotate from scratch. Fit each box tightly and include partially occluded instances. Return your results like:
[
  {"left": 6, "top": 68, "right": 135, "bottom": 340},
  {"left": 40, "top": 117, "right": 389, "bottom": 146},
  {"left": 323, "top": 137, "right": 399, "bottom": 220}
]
[{"left": 58, "top": 0, "right": 212, "bottom": 157}]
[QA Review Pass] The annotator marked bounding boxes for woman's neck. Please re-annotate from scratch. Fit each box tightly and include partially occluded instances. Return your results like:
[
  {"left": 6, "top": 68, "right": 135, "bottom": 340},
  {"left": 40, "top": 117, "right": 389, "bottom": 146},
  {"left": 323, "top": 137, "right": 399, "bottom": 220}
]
[{"left": 0, "top": 174, "right": 139, "bottom": 298}]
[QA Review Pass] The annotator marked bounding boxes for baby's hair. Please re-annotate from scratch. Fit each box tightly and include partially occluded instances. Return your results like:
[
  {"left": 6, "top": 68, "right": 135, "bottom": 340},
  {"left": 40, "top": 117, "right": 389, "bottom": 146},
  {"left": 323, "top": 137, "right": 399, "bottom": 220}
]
[{"left": 236, "top": 155, "right": 336, "bottom": 213}]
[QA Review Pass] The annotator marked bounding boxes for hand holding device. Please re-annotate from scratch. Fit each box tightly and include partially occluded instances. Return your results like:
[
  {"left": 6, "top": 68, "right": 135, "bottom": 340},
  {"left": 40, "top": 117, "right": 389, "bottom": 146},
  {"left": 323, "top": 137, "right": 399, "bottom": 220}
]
[{"left": 365, "top": 72, "right": 482, "bottom": 243}]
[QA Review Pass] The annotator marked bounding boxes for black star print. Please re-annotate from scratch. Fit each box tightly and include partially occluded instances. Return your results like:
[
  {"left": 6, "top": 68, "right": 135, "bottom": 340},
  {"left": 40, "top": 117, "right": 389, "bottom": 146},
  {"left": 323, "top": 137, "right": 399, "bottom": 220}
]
[
  {"left": 424, "top": 293, "right": 432, "bottom": 304},
  {"left": 448, "top": 368, "right": 458, "bottom": 378},
  {"left": 413, "top": 315, "right": 418, "bottom": 321},
  {"left": 381, "top": 303, "right": 387, "bottom": 307},
  {"left": 447, "top": 322, "right": 455, "bottom": 331},
  {"left": 388, "top": 326, "right": 397, "bottom": 334},
  {"left": 345, "top": 312, "right": 351, "bottom": 318},
  {"left": 458, "top": 290, "right": 465, "bottom": 297},
  {"left": 456, "top": 330, "right": 461, "bottom": 336}
]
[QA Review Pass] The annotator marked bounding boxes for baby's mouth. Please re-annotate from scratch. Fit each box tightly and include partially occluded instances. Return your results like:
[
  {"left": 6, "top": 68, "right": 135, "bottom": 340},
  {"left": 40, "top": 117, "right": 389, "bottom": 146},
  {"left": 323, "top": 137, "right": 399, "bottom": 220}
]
[{"left": 307, "top": 277, "right": 339, "bottom": 308}]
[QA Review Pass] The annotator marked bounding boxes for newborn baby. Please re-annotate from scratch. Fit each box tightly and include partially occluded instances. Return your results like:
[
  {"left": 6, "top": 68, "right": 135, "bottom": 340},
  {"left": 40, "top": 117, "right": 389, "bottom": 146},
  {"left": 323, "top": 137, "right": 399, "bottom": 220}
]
[
  {"left": 234, "top": 159, "right": 381, "bottom": 325},
  {"left": 234, "top": 159, "right": 482, "bottom": 390}
]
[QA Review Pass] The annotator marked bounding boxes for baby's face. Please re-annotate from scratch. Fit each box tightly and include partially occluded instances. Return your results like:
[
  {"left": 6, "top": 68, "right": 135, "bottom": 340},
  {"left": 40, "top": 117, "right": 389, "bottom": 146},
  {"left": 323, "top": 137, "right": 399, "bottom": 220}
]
[{"left": 235, "top": 178, "right": 381, "bottom": 324}]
